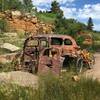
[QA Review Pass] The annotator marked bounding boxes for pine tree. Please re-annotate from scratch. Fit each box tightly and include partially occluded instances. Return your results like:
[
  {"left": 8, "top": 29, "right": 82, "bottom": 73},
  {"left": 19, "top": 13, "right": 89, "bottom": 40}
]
[
  {"left": 23, "top": 0, "right": 33, "bottom": 12},
  {"left": 51, "top": 0, "right": 61, "bottom": 14},
  {"left": 0, "top": 0, "right": 9, "bottom": 11},
  {"left": 0, "top": 0, "right": 24, "bottom": 11},
  {"left": 8, "top": 0, "right": 23, "bottom": 10},
  {"left": 87, "top": 17, "right": 94, "bottom": 31}
]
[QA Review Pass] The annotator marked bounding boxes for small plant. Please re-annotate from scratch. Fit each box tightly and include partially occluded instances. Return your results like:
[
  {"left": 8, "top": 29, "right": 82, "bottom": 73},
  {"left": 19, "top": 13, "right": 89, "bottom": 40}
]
[
  {"left": 0, "top": 18, "right": 8, "bottom": 33},
  {"left": 76, "top": 36, "right": 85, "bottom": 46},
  {"left": 0, "top": 62, "right": 14, "bottom": 72}
]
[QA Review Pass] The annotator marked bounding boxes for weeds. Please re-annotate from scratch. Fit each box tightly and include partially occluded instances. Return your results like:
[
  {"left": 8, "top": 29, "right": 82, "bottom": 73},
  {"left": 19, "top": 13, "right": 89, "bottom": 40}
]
[
  {"left": 0, "top": 62, "right": 14, "bottom": 72},
  {"left": 0, "top": 72, "right": 100, "bottom": 100}
]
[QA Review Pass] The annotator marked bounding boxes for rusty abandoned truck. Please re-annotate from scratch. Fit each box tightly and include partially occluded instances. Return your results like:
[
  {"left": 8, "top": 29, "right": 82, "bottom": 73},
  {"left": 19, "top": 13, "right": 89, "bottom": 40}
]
[{"left": 13, "top": 35, "right": 95, "bottom": 75}]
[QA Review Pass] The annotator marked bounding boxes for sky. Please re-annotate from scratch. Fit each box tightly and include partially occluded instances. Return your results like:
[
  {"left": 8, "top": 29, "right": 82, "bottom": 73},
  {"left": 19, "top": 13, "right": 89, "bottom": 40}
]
[{"left": 32, "top": 0, "right": 100, "bottom": 31}]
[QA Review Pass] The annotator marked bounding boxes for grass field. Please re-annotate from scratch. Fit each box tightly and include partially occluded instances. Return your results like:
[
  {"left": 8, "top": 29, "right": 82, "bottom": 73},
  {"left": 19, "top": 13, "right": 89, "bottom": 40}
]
[
  {"left": 0, "top": 73, "right": 100, "bottom": 100},
  {"left": 36, "top": 12, "right": 56, "bottom": 24}
]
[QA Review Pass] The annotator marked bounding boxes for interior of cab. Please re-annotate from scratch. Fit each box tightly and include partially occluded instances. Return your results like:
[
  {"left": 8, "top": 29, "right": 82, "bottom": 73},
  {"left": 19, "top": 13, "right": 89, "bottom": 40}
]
[
  {"left": 40, "top": 40, "right": 47, "bottom": 47},
  {"left": 51, "top": 37, "right": 73, "bottom": 46},
  {"left": 43, "top": 48, "right": 58, "bottom": 57},
  {"left": 64, "top": 39, "right": 72, "bottom": 45},
  {"left": 26, "top": 39, "right": 39, "bottom": 47},
  {"left": 51, "top": 38, "right": 63, "bottom": 45}
]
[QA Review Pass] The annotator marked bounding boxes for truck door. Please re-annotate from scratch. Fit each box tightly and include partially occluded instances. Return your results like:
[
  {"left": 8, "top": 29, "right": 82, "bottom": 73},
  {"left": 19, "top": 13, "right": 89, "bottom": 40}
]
[
  {"left": 38, "top": 48, "right": 61, "bottom": 75},
  {"left": 21, "top": 37, "right": 39, "bottom": 73}
]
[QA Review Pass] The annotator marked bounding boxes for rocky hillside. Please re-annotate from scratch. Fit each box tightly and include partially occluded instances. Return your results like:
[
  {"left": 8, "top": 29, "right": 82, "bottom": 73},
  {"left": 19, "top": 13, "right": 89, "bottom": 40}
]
[{"left": 0, "top": 10, "right": 53, "bottom": 35}]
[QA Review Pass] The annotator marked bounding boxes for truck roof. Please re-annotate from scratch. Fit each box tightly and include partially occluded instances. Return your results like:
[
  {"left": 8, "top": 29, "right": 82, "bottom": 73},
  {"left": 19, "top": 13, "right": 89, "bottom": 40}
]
[{"left": 34, "top": 34, "right": 74, "bottom": 39}]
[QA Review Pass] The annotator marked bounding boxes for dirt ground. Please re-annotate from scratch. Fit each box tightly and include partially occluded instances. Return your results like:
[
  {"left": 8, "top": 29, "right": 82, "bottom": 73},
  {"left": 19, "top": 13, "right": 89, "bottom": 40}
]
[{"left": 84, "top": 53, "right": 100, "bottom": 81}]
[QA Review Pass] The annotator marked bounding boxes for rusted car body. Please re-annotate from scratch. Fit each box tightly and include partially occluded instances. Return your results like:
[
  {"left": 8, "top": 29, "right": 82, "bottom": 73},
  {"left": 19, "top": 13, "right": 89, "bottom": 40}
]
[{"left": 14, "top": 34, "right": 95, "bottom": 74}]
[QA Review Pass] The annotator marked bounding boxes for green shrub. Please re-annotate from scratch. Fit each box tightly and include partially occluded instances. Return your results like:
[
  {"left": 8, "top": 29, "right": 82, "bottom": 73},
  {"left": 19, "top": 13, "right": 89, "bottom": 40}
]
[
  {"left": 0, "top": 19, "right": 8, "bottom": 32},
  {"left": 36, "top": 12, "right": 56, "bottom": 24},
  {"left": 76, "top": 36, "right": 85, "bottom": 46},
  {"left": 0, "top": 62, "right": 14, "bottom": 72}
]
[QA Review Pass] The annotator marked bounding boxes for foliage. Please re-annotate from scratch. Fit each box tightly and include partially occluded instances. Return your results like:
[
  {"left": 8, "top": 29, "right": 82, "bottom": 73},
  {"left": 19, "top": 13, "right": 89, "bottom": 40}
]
[
  {"left": 87, "top": 17, "right": 94, "bottom": 31},
  {"left": 0, "top": 0, "right": 33, "bottom": 12},
  {"left": 50, "top": 1, "right": 87, "bottom": 37},
  {"left": 0, "top": 0, "right": 8, "bottom": 11},
  {"left": 23, "top": 0, "right": 33, "bottom": 12},
  {"left": 65, "top": 19, "right": 87, "bottom": 37},
  {"left": 51, "top": 0, "right": 62, "bottom": 14},
  {"left": 37, "top": 10, "right": 87, "bottom": 37},
  {"left": 76, "top": 36, "right": 85, "bottom": 45},
  {"left": 0, "top": 0, "right": 23, "bottom": 11},
  {"left": 0, "top": 62, "right": 14, "bottom": 72},
  {"left": 54, "top": 17, "right": 87, "bottom": 37},
  {"left": 36, "top": 12, "right": 57, "bottom": 24},
  {"left": 0, "top": 18, "right": 8, "bottom": 32},
  {"left": 7, "top": 0, "right": 23, "bottom": 11},
  {"left": 54, "top": 13, "right": 65, "bottom": 34}
]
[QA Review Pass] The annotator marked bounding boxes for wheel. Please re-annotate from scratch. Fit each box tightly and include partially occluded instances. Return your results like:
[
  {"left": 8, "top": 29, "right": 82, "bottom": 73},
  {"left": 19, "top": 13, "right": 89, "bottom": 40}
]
[
  {"left": 12, "top": 52, "right": 22, "bottom": 71},
  {"left": 76, "top": 58, "right": 84, "bottom": 73},
  {"left": 88, "top": 54, "right": 95, "bottom": 69}
]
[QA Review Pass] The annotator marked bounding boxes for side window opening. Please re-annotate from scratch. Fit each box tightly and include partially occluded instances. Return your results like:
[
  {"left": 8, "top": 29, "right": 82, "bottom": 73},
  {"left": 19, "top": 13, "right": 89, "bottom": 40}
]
[
  {"left": 27, "top": 39, "right": 38, "bottom": 47},
  {"left": 43, "top": 49, "right": 50, "bottom": 56},
  {"left": 40, "top": 40, "right": 47, "bottom": 47},
  {"left": 51, "top": 38, "right": 63, "bottom": 45},
  {"left": 43, "top": 48, "right": 58, "bottom": 57},
  {"left": 64, "top": 39, "right": 72, "bottom": 45}
]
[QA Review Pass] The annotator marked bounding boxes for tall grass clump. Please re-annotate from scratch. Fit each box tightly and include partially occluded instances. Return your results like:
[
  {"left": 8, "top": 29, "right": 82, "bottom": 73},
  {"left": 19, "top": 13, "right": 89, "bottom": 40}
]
[
  {"left": 0, "top": 62, "right": 14, "bottom": 72},
  {"left": 0, "top": 18, "right": 8, "bottom": 32},
  {"left": 35, "top": 73, "right": 100, "bottom": 100},
  {"left": 0, "top": 83, "right": 34, "bottom": 100}
]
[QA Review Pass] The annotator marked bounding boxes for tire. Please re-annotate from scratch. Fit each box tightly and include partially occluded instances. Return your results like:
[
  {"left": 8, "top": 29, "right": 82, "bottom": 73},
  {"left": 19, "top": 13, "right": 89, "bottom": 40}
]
[
  {"left": 88, "top": 55, "right": 95, "bottom": 69},
  {"left": 76, "top": 58, "right": 84, "bottom": 73}
]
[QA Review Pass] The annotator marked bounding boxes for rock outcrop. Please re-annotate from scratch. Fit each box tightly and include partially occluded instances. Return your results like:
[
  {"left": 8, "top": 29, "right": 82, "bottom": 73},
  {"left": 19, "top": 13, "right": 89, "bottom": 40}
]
[{"left": 0, "top": 10, "right": 54, "bottom": 36}]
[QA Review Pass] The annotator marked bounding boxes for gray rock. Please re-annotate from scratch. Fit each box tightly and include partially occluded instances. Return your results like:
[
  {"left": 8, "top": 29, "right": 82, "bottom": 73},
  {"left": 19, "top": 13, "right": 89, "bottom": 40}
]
[
  {"left": 0, "top": 43, "right": 20, "bottom": 52},
  {"left": 0, "top": 71, "right": 38, "bottom": 88}
]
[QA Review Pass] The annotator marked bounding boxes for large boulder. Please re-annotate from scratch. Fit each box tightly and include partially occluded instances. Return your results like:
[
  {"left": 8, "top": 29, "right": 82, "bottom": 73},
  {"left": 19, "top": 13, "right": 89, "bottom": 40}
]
[
  {"left": 31, "top": 17, "right": 38, "bottom": 24},
  {"left": 11, "top": 10, "right": 22, "bottom": 19},
  {"left": 0, "top": 71, "right": 38, "bottom": 88},
  {"left": 0, "top": 43, "right": 20, "bottom": 52}
]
